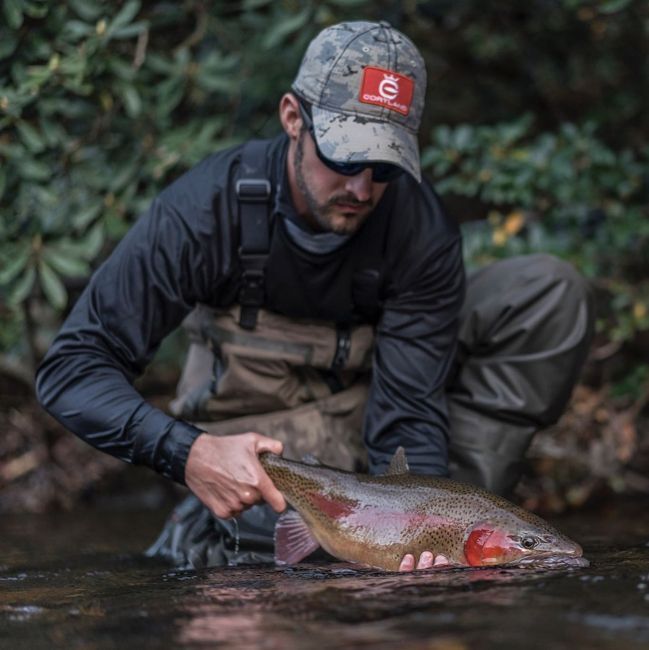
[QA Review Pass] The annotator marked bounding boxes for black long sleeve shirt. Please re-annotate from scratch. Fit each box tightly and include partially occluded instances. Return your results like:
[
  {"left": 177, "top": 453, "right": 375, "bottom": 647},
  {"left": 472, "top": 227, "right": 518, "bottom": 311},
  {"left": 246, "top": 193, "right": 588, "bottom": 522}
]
[{"left": 35, "top": 134, "right": 465, "bottom": 484}]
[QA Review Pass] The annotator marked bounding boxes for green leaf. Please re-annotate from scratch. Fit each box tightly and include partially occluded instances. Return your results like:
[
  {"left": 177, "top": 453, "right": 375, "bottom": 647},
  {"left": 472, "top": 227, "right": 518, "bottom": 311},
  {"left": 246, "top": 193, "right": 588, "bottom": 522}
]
[
  {"left": 43, "top": 246, "right": 91, "bottom": 277},
  {"left": 3, "top": 0, "right": 24, "bottom": 30},
  {"left": 62, "top": 20, "right": 94, "bottom": 41},
  {"left": 57, "top": 224, "right": 105, "bottom": 261},
  {"left": 38, "top": 117, "right": 65, "bottom": 147},
  {"left": 23, "top": 1, "right": 49, "bottom": 19},
  {"left": 121, "top": 84, "right": 142, "bottom": 117},
  {"left": 107, "top": 55, "right": 136, "bottom": 80},
  {"left": 0, "top": 247, "right": 29, "bottom": 285},
  {"left": 67, "top": 0, "right": 103, "bottom": 21},
  {"left": 81, "top": 223, "right": 105, "bottom": 259},
  {"left": 262, "top": 9, "right": 310, "bottom": 50},
  {"left": 107, "top": 0, "right": 141, "bottom": 36},
  {"left": 109, "top": 158, "right": 139, "bottom": 192},
  {"left": 328, "top": 0, "right": 368, "bottom": 6},
  {"left": 196, "top": 72, "right": 235, "bottom": 94},
  {"left": 112, "top": 20, "right": 148, "bottom": 40},
  {"left": 38, "top": 260, "right": 67, "bottom": 309},
  {"left": 0, "top": 29, "right": 19, "bottom": 59},
  {"left": 598, "top": 0, "right": 633, "bottom": 14},
  {"left": 71, "top": 201, "right": 103, "bottom": 230},
  {"left": 8, "top": 266, "right": 35, "bottom": 306},
  {"left": 18, "top": 158, "right": 50, "bottom": 181},
  {"left": 420, "top": 147, "right": 437, "bottom": 170},
  {"left": 242, "top": 0, "right": 273, "bottom": 8},
  {"left": 155, "top": 76, "right": 185, "bottom": 116},
  {"left": 16, "top": 120, "right": 46, "bottom": 153}
]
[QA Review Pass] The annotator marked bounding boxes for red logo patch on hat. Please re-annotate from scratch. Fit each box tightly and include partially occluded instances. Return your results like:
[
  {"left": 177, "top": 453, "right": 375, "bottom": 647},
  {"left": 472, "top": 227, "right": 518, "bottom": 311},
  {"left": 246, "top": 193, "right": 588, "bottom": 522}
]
[{"left": 358, "top": 66, "right": 414, "bottom": 116}]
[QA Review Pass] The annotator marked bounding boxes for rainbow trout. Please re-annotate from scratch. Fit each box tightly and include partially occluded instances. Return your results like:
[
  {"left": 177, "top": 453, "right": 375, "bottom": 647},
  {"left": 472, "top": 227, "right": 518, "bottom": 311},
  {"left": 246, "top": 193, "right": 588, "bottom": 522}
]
[{"left": 259, "top": 449, "right": 587, "bottom": 571}]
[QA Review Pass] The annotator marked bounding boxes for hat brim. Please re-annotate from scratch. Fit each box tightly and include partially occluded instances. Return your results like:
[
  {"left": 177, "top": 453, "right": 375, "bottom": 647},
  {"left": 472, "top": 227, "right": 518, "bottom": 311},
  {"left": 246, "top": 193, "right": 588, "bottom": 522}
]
[{"left": 311, "top": 106, "right": 421, "bottom": 183}]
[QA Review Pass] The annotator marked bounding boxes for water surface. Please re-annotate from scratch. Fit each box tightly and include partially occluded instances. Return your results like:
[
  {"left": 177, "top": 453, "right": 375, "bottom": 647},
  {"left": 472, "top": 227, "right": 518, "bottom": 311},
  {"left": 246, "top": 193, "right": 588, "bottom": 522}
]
[{"left": 2, "top": 498, "right": 649, "bottom": 649}]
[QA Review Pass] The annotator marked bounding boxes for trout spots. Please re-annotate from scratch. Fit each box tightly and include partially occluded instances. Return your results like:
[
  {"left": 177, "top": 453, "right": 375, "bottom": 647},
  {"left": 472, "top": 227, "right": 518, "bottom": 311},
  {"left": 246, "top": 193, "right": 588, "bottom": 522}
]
[{"left": 260, "top": 452, "right": 585, "bottom": 570}]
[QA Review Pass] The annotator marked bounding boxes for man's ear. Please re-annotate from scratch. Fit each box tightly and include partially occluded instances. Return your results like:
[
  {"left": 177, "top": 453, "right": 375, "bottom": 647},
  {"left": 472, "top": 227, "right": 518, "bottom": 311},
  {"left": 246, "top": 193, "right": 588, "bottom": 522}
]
[{"left": 279, "top": 93, "right": 302, "bottom": 140}]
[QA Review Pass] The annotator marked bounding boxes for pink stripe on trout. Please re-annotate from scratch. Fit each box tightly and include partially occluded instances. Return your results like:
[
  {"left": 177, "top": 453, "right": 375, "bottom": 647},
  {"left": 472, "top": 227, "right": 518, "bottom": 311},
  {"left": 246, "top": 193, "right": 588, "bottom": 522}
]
[{"left": 259, "top": 448, "right": 586, "bottom": 571}]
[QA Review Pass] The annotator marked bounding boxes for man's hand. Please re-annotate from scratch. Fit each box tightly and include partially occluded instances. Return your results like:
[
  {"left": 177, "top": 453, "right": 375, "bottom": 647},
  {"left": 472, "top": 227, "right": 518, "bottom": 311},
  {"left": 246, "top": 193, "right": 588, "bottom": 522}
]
[
  {"left": 399, "top": 552, "right": 449, "bottom": 571},
  {"left": 185, "top": 432, "right": 287, "bottom": 519}
]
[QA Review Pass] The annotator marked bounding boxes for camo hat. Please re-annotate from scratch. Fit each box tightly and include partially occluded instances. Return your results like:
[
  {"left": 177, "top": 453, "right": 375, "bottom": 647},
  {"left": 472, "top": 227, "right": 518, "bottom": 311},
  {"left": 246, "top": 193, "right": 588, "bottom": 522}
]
[{"left": 292, "top": 21, "right": 426, "bottom": 182}]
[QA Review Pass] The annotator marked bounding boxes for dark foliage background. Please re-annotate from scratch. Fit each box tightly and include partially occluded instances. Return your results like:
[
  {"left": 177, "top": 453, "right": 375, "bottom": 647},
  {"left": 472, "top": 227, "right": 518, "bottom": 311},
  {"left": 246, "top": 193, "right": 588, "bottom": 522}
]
[{"left": 1, "top": 0, "right": 648, "bottom": 512}]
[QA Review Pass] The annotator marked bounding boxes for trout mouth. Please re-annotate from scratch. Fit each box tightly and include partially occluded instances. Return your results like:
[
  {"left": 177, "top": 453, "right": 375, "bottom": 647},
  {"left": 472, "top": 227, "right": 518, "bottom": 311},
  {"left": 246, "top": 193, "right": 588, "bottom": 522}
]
[{"left": 509, "top": 554, "right": 590, "bottom": 569}]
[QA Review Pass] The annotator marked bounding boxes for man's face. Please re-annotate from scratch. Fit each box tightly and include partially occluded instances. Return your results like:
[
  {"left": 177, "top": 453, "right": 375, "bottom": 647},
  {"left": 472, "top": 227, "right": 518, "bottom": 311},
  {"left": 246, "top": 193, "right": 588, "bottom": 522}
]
[{"left": 292, "top": 127, "right": 389, "bottom": 236}]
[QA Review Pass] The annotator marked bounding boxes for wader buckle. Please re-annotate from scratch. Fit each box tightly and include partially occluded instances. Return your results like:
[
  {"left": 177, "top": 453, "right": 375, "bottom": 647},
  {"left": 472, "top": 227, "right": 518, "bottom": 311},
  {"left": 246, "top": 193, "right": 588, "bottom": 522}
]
[
  {"left": 331, "top": 326, "right": 351, "bottom": 370},
  {"left": 239, "top": 258, "right": 265, "bottom": 306},
  {"left": 236, "top": 179, "right": 271, "bottom": 203}
]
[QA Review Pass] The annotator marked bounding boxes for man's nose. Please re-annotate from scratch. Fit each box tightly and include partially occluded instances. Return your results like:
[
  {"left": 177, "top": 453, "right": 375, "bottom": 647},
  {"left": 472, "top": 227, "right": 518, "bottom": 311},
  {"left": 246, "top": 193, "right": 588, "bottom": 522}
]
[{"left": 344, "top": 168, "right": 373, "bottom": 202}]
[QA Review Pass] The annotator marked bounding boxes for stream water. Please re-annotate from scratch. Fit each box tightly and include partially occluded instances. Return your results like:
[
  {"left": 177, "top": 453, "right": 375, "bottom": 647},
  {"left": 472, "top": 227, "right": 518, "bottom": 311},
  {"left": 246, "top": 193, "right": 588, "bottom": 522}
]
[{"left": 2, "top": 496, "right": 649, "bottom": 649}]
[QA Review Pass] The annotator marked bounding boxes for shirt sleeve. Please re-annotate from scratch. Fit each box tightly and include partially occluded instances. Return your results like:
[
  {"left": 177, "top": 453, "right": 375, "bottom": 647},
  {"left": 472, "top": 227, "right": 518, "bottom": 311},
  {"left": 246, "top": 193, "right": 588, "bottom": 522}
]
[
  {"left": 363, "top": 181, "right": 465, "bottom": 477},
  {"left": 35, "top": 181, "right": 223, "bottom": 485}
]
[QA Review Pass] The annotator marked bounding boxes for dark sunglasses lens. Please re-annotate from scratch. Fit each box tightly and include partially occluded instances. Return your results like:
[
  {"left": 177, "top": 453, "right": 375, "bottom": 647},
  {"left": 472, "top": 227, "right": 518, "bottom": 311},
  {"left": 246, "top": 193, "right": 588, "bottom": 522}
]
[
  {"left": 371, "top": 164, "right": 403, "bottom": 183},
  {"left": 325, "top": 159, "right": 365, "bottom": 176},
  {"left": 320, "top": 154, "right": 402, "bottom": 183}
]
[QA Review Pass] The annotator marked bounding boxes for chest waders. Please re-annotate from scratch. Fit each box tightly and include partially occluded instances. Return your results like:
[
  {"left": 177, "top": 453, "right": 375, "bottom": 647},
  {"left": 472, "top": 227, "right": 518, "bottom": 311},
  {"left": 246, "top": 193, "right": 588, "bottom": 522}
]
[{"left": 169, "top": 140, "right": 376, "bottom": 471}]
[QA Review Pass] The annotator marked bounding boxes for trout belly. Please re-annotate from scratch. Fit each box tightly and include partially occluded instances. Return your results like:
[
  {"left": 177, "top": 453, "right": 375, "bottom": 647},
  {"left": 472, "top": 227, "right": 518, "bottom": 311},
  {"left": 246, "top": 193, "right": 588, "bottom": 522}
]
[{"left": 306, "top": 503, "right": 466, "bottom": 571}]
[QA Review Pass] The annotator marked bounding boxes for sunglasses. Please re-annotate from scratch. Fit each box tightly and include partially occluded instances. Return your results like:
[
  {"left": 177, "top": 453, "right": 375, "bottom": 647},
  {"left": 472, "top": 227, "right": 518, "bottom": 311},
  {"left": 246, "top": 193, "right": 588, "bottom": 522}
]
[{"left": 298, "top": 100, "right": 404, "bottom": 184}]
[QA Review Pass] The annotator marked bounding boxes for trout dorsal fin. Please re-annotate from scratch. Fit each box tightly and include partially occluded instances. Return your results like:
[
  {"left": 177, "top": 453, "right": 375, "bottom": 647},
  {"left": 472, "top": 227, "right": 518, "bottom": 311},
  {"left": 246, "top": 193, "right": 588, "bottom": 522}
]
[
  {"left": 301, "top": 453, "right": 322, "bottom": 466},
  {"left": 386, "top": 446, "right": 410, "bottom": 475}
]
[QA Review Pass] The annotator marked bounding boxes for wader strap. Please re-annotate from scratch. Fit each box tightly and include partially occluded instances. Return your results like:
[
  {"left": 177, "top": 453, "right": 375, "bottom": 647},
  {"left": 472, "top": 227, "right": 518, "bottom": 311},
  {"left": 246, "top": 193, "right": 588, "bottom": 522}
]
[
  {"left": 332, "top": 325, "right": 351, "bottom": 370},
  {"left": 237, "top": 140, "right": 271, "bottom": 330}
]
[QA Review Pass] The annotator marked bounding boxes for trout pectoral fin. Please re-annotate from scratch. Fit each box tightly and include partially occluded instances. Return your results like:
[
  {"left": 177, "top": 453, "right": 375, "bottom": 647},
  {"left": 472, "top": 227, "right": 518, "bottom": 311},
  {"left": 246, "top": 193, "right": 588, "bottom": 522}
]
[{"left": 274, "top": 509, "right": 320, "bottom": 565}]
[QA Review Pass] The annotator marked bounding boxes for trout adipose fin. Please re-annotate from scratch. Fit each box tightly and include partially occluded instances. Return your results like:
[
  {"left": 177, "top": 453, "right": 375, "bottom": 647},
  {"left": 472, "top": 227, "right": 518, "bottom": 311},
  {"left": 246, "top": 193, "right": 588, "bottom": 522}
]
[{"left": 274, "top": 509, "right": 320, "bottom": 564}]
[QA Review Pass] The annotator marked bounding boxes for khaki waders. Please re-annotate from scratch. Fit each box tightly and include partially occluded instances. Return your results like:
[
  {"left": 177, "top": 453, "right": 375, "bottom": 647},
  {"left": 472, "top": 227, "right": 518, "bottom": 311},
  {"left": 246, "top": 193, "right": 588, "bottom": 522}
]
[{"left": 147, "top": 253, "right": 594, "bottom": 568}]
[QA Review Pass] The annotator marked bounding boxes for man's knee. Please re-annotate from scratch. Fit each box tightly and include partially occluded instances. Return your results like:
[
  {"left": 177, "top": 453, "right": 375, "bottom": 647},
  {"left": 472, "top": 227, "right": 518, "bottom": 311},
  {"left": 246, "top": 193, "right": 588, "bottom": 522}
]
[
  {"left": 516, "top": 253, "right": 595, "bottom": 362},
  {"left": 454, "top": 253, "right": 595, "bottom": 431},
  {"left": 523, "top": 253, "right": 593, "bottom": 307},
  {"left": 461, "top": 253, "right": 594, "bottom": 354}
]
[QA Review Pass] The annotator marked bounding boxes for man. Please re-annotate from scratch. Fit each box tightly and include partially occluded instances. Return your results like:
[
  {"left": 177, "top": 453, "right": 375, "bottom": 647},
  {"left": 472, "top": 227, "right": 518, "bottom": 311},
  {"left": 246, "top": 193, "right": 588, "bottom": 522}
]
[{"left": 36, "top": 21, "right": 593, "bottom": 572}]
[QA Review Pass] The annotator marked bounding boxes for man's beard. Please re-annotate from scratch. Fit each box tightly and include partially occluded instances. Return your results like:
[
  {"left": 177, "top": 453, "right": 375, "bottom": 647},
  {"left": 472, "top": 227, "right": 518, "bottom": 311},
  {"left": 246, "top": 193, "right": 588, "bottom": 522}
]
[{"left": 294, "top": 130, "right": 372, "bottom": 235}]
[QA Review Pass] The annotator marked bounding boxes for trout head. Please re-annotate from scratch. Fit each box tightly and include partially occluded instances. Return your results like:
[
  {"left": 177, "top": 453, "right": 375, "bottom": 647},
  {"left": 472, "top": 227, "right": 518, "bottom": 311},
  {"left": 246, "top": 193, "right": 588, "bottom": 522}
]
[{"left": 463, "top": 518, "right": 585, "bottom": 568}]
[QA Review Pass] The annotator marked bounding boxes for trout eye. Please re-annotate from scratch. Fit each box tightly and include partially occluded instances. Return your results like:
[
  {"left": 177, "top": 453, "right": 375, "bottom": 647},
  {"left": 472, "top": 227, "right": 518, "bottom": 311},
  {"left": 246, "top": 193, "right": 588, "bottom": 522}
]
[{"left": 521, "top": 536, "right": 538, "bottom": 550}]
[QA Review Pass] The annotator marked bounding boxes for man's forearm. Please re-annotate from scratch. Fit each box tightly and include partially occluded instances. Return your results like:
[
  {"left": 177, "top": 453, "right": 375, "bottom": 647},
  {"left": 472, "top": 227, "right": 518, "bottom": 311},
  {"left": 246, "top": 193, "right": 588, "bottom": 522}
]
[{"left": 36, "top": 338, "right": 202, "bottom": 484}]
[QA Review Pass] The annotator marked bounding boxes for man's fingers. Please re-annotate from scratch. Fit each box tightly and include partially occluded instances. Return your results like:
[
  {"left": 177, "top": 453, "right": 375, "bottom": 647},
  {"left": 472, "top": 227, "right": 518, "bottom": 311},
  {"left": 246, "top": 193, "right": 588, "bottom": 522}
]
[
  {"left": 399, "top": 551, "right": 443, "bottom": 572},
  {"left": 399, "top": 554, "right": 415, "bottom": 572},
  {"left": 416, "top": 551, "right": 434, "bottom": 570},
  {"left": 185, "top": 432, "right": 287, "bottom": 519},
  {"left": 256, "top": 467, "right": 287, "bottom": 513},
  {"left": 249, "top": 434, "right": 286, "bottom": 511},
  {"left": 239, "top": 488, "right": 261, "bottom": 506},
  {"left": 260, "top": 481, "right": 287, "bottom": 513},
  {"left": 210, "top": 500, "right": 241, "bottom": 519}
]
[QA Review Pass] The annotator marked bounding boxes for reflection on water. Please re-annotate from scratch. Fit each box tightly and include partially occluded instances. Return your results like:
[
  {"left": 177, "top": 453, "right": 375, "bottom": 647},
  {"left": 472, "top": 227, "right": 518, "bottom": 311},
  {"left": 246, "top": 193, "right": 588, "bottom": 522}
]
[{"left": 2, "top": 498, "right": 649, "bottom": 649}]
